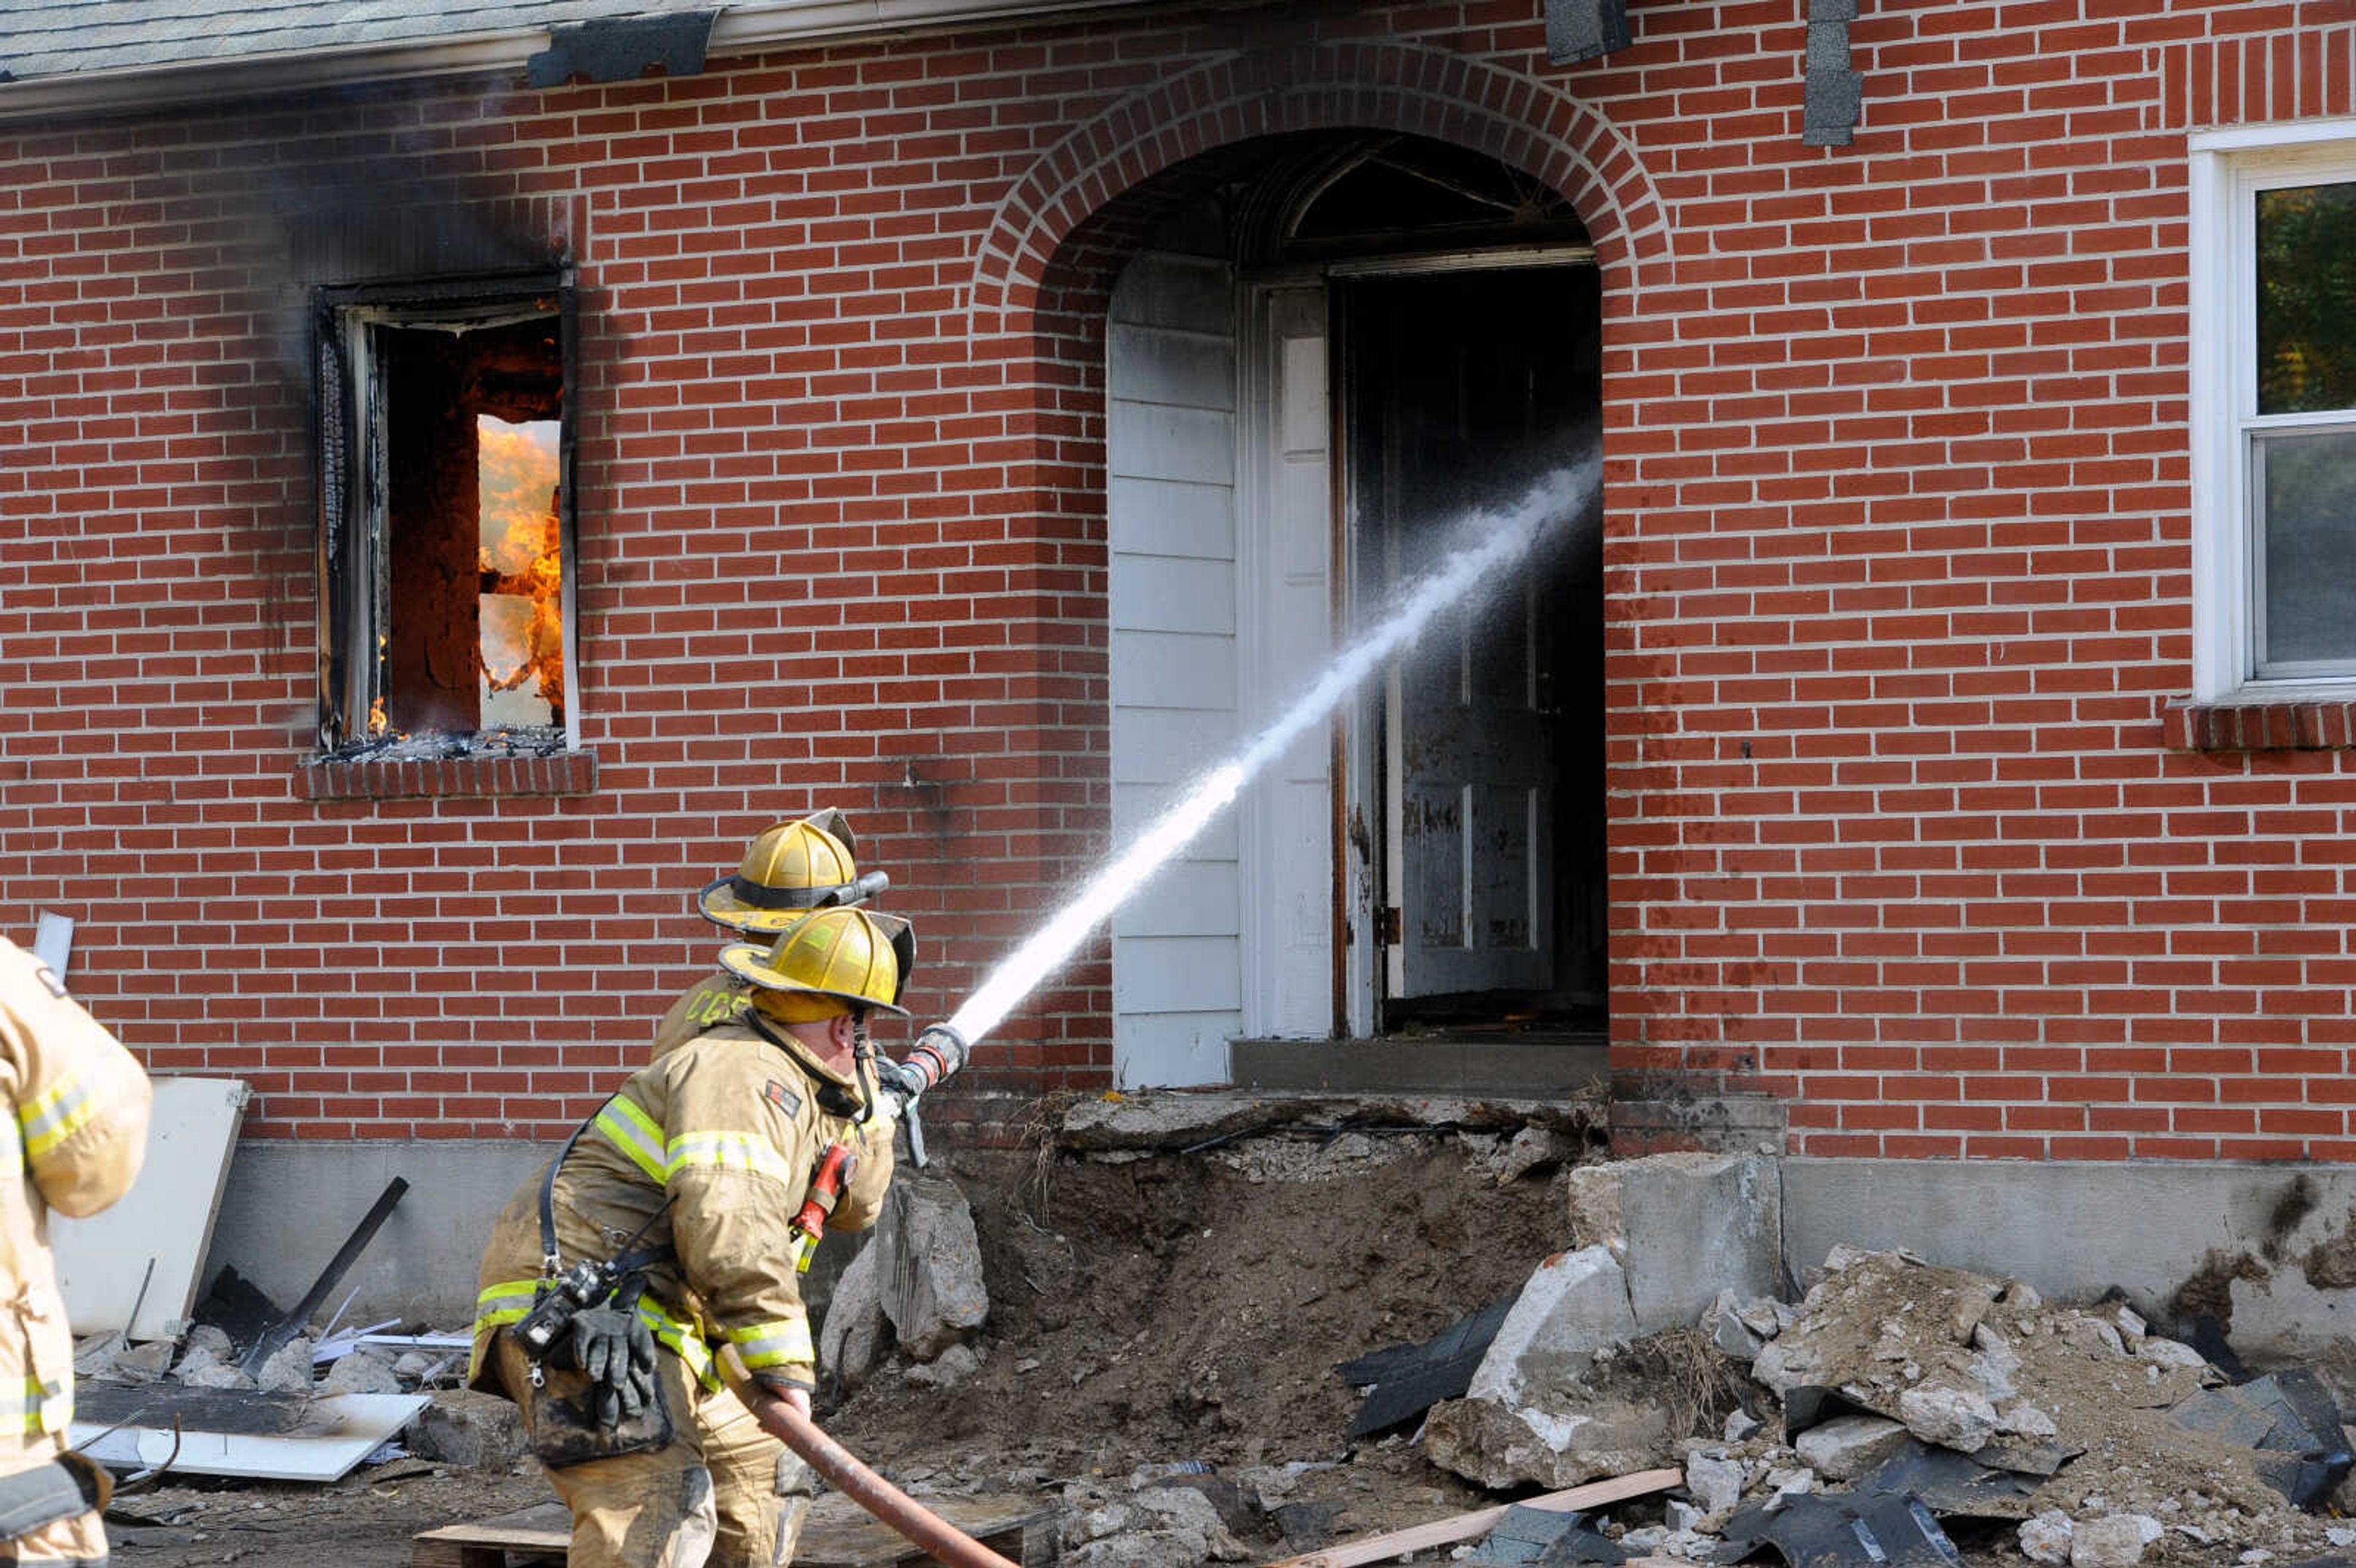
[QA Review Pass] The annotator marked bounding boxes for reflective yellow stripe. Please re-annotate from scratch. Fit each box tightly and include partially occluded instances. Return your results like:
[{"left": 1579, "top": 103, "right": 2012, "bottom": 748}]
[
  {"left": 636, "top": 1298, "right": 720, "bottom": 1391},
  {"left": 726, "top": 1316, "right": 814, "bottom": 1370},
  {"left": 0, "top": 1377, "right": 66, "bottom": 1435},
  {"left": 19, "top": 1070, "right": 94, "bottom": 1160},
  {"left": 474, "top": 1279, "right": 540, "bottom": 1333},
  {"left": 595, "top": 1096, "right": 667, "bottom": 1184},
  {"left": 664, "top": 1130, "right": 796, "bottom": 1186}
]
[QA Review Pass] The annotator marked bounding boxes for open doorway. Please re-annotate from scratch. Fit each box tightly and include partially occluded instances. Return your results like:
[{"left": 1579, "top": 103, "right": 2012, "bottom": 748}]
[
  {"left": 1340, "top": 266, "right": 1604, "bottom": 1040},
  {"left": 1101, "top": 131, "right": 1604, "bottom": 1089}
]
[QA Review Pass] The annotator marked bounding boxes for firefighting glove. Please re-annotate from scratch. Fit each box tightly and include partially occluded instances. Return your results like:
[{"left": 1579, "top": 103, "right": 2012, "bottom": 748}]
[{"left": 558, "top": 1306, "right": 658, "bottom": 1428}]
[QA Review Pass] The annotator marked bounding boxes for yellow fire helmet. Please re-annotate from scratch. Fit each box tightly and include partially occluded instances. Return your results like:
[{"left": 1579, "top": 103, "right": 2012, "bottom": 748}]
[
  {"left": 698, "top": 809, "right": 866, "bottom": 934},
  {"left": 718, "top": 906, "right": 916, "bottom": 1022}
]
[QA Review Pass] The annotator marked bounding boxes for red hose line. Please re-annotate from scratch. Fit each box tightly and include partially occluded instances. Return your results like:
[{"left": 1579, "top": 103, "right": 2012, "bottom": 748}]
[{"left": 725, "top": 1350, "right": 1022, "bottom": 1568}]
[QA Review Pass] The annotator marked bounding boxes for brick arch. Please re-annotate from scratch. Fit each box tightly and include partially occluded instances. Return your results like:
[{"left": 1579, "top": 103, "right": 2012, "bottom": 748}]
[{"left": 968, "top": 39, "right": 1671, "bottom": 323}]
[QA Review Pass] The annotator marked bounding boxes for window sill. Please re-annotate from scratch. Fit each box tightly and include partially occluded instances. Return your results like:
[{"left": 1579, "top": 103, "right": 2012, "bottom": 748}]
[
  {"left": 294, "top": 748, "right": 598, "bottom": 801},
  {"left": 2164, "top": 698, "right": 2356, "bottom": 752}
]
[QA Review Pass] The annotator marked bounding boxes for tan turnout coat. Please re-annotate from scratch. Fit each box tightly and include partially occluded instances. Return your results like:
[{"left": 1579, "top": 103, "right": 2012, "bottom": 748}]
[
  {"left": 0, "top": 940, "right": 153, "bottom": 1566},
  {"left": 472, "top": 1022, "right": 893, "bottom": 1397}
]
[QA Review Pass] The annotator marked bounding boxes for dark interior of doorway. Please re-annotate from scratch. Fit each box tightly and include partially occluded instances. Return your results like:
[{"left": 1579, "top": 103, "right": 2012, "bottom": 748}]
[{"left": 1339, "top": 265, "right": 1604, "bottom": 1042}]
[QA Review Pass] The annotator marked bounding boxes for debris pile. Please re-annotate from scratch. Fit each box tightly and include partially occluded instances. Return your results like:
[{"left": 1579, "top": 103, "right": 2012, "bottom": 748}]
[{"left": 1397, "top": 1158, "right": 2356, "bottom": 1568}]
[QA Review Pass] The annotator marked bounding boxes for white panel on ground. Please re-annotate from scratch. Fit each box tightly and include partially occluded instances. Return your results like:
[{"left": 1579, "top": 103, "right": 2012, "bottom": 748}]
[
  {"left": 1240, "top": 283, "right": 1334, "bottom": 1039},
  {"left": 55, "top": 1076, "right": 248, "bottom": 1340},
  {"left": 1107, "top": 246, "right": 1241, "bottom": 1088},
  {"left": 70, "top": 1393, "right": 429, "bottom": 1482}
]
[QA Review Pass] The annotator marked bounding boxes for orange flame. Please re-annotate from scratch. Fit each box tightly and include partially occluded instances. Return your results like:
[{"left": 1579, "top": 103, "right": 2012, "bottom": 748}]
[
  {"left": 477, "top": 418, "right": 564, "bottom": 721},
  {"left": 367, "top": 695, "right": 388, "bottom": 737}
]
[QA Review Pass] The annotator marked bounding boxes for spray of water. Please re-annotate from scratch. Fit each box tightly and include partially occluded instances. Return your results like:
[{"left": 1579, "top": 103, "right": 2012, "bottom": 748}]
[{"left": 944, "top": 462, "right": 1599, "bottom": 1050}]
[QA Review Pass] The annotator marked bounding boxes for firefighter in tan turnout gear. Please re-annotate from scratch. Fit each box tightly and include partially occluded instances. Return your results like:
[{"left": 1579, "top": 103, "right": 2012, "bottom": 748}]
[
  {"left": 471, "top": 906, "right": 907, "bottom": 1568},
  {"left": 652, "top": 809, "right": 885, "bottom": 1063},
  {"left": 644, "top": 810, "right": 888, "bottom": 1565},
  {"left": 0, "top": 940, "right": 153, "bottom": 1568}
]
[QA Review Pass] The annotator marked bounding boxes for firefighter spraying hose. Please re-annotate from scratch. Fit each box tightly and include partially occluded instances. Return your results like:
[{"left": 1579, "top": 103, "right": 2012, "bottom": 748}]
[{"left": 471, "top": 470, "right": 1592, "bottom": 1568}]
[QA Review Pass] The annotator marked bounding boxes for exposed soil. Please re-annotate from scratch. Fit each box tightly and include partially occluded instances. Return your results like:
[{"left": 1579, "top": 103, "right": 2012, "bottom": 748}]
[{"left": 830, "top": 1131, "right": 1569, "bottom": 1477}]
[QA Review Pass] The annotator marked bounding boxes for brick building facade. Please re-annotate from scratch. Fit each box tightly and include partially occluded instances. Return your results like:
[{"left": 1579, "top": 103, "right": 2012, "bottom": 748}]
[{"left": 7, "top": 0, "right": 2356, "bottom": 1185}]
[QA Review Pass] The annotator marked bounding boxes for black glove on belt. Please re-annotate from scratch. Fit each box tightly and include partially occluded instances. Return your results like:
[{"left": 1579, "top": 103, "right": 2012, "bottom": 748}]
[{"left": 557, "top": 1305, "right": 658, "bottom": 1428}]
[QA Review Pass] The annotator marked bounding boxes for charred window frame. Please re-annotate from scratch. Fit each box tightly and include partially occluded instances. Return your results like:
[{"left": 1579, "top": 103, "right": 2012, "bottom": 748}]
[{"left": 314, "top": 273, "right": 579, "bottom": 755}]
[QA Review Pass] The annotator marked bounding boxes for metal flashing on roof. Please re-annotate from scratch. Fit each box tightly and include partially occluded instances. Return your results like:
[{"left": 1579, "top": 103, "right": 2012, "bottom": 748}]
[{"left": 526, "top": 9, "right": 715, "bottom": 86}]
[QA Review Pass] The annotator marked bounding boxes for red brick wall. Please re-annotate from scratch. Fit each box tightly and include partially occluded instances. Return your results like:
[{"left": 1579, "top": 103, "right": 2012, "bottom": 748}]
[{"left": 2, "top": 0, "right": 2351, "bottom": 1157}]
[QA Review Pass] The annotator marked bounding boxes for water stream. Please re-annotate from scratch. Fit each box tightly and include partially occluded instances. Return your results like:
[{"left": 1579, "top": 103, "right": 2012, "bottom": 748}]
[{"left": 943, "top": 461, "right": 1600, "bottom": 1051}]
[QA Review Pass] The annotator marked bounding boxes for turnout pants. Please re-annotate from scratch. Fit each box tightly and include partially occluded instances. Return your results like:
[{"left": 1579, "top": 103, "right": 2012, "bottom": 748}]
[{"left": 491, "top": 1339, "right": 814, "bottom": 1568}]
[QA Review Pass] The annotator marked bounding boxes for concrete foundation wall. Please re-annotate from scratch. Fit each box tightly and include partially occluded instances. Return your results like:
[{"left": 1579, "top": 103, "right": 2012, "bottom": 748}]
[
  {"left": 199, "top": 1140, "right": 2356, "bottom": 1393},
  {"left": 207, "top": 1141, "right": 556, "bottom": 1328},
  {"left": 1784, "top": 1158, "right": 2356, "bottom": 1389},
  {"left": 207, "top": 1140, "right": 867, "bottom": 1331}
]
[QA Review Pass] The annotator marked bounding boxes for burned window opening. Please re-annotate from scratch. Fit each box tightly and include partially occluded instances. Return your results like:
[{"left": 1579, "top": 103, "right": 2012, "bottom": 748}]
[{"left": 314, "top": 275, "right": 577, "bottom": 760}]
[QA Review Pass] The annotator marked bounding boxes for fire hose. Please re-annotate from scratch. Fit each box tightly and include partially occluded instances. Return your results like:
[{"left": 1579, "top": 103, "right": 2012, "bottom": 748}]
[{"left": 718, "top": 1344, "right": 1016, "bottom": 1568}]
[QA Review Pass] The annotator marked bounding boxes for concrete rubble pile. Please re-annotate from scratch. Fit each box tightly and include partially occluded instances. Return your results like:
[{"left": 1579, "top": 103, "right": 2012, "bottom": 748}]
[{"left": 1415, "top": 1153, "right": 2356, "bottom": 1567}]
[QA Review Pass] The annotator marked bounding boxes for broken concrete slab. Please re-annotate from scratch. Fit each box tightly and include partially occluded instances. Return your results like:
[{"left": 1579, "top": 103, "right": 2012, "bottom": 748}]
[
  {"left": 409, "top": 1389, "right": 528, "bottom": 1470},
  {"left": 1620, "top": 1153, "right": 1782, "bottom": 1333},
  {"left": 1467, "top": 1247, "right": 1639, "bottom": 1407},
  {"left": 1793, "top": 1413, "right": 1909, "bottom": 1480},
  {"left": 319, "top": 1348, "right": 402, "bottom": 1396},
  {"left": 2019, "top": 1510, "right": 2074, "bottom": 1565},
  {"left": 1897, "top": 1384, "right": 1999, "bottom": 1453},
  {"left": 817, "top": 1234, "right": 890, "bottom": 1393},
  {"left": 877, "top": 1174, "right": 988, "bottom": 1361},
  {"left": 1553, "top": 1153, "right": 1782, "bottom": 1335},
  {"left": 1057, "top": 1091, "right": 1597, "bottom": 1153},
  {"left": 1424, "top": 1390, "right": 1670, "bottom": 1491},
  {"left": 2067, "top": 1513, "right": 2160, "bottom": 1568}
]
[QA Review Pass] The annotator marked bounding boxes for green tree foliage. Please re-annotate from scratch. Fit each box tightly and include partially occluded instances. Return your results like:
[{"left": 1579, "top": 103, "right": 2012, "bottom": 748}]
[{"left": 2257, "top": 182, "right": 2356, "bottom": 415}]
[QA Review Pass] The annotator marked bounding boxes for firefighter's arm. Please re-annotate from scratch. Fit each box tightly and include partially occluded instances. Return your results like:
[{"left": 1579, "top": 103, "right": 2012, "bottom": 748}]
[
  {"left": 833, "top": 1078, "right": 897, "bottom": 1234},
  {"left": 663, "top": 1056, "right": 822, "bottom": 1394},
  {"left": 0, "top": 943, "right": 152, "bottom": 1219}
]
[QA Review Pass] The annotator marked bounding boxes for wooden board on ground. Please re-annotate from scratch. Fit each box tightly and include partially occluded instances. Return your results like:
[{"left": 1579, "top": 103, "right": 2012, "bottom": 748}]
[
  {"left": 415, "top": 1494, "right": 1050, "bottom": 1568},
  {"left": 55, "top": 1076, "right": 249, "bottom": 1340},
  {"left": 1261, "top": 1467, "right": 1684, "bottom": 1568}
]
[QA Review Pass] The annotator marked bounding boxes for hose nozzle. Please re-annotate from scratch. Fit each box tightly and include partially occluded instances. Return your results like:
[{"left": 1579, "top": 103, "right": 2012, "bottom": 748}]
[{"left": 895, "top": 1023, "right": 968, "bottom": 1102}]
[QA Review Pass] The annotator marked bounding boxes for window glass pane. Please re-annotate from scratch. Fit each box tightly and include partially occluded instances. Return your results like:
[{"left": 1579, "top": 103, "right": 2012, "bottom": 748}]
[
  {"left": 2258, "top": 428, "right": 2356, "bottom": 666},
  {"left": 2257, "top": 182, "right": 2356, "bottom": 414}
]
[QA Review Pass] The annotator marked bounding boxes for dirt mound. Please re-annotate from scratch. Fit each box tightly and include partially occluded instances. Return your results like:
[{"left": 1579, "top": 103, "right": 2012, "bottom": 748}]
[{"left": 829, "top": 1128, "right": 1573, "bottom": 1480}]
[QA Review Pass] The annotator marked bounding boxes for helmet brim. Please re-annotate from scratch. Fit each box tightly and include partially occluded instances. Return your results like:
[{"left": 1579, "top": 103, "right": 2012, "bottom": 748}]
[{"left": 717, "top": 937, "right": 915, "bottom": 1016}]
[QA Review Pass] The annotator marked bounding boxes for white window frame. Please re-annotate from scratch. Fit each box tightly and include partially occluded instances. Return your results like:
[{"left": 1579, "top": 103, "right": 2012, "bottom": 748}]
[{"left": 2191, "top": 117, "right": 2356, "bottom": 702}]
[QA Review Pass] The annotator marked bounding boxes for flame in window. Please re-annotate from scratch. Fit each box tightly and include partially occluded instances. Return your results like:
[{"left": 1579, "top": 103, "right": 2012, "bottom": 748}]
[{"left": 476, "top": 417, "right": 565, "bottom": 723}]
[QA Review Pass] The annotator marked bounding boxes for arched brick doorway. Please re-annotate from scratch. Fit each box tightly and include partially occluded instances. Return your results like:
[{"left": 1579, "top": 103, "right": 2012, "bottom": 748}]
[{"left": 969, "top": 48, "right": 1660, "bottom": 1091}]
